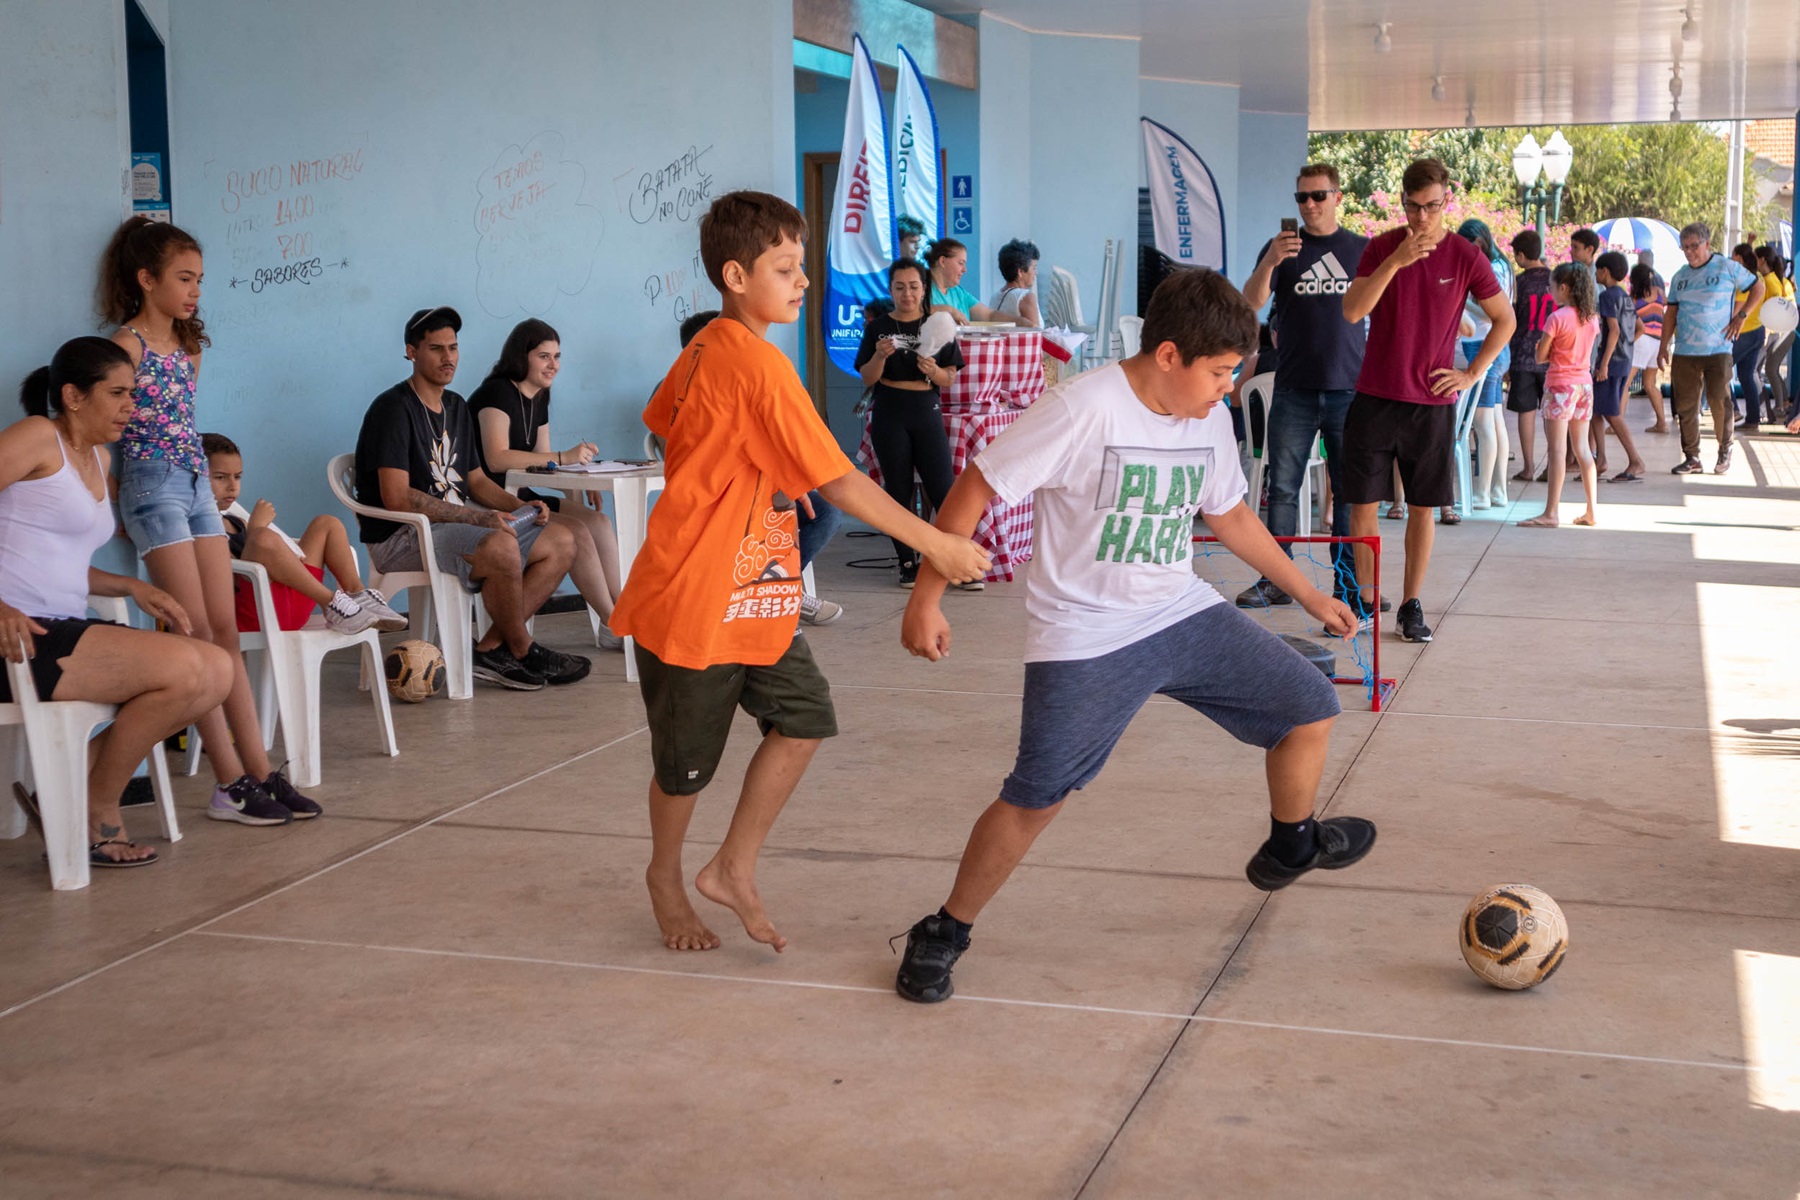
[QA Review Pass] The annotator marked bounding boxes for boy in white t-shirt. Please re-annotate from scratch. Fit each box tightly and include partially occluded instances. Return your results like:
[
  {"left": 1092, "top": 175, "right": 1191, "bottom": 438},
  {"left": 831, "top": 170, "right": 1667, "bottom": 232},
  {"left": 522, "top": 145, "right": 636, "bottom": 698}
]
[{"left": 893, "top": 269, "right": 1376, "bottom": 1003}]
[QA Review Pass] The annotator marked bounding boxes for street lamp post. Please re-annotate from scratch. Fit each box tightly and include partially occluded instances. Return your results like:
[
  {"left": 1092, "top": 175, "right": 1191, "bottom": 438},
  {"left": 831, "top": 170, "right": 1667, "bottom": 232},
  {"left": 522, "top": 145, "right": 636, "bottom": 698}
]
[{"left": 1513, "top": 130, "right": 1574, "bottom": 240}]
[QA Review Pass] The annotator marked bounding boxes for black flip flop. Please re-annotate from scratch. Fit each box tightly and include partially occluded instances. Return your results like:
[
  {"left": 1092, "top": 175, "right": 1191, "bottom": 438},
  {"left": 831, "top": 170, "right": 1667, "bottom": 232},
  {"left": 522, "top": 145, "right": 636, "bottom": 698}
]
[
  {"left": 90, "top": 838, "right": 157, "bottom": 868},
  {"left": 1611, "top": 471, "right": 1643, "bottom": 482}
]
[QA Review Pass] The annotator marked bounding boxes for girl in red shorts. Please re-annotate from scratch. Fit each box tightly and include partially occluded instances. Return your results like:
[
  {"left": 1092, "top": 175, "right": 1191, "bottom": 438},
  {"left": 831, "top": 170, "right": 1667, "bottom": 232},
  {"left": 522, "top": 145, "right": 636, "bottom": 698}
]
[{"left": 1521, "top": 264, "right": 1600, "bottom": 528}]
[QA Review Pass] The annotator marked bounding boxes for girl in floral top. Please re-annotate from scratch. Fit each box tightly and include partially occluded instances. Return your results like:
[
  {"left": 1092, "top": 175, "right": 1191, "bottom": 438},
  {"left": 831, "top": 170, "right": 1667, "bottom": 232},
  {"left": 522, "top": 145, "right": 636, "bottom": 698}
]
[{"left": 100, "top": 216, "right": 316, "bottom": 826}]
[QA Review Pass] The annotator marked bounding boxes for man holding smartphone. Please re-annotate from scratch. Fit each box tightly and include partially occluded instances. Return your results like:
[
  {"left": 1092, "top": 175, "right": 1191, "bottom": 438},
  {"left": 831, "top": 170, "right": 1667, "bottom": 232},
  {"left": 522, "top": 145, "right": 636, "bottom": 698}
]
[{"left": 1235, "top": 163, "right": 1373, "bottom": 617}]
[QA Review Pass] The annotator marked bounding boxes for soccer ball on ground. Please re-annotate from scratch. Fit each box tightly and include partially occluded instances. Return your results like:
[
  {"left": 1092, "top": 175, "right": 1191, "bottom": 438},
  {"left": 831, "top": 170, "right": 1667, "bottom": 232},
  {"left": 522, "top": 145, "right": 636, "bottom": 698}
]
[
  {"left": 384, "top": 639, "right": 445, "bottom": 703},
  {"left": 1459, "top": 884, "right": 1568, "bottom": 990}
]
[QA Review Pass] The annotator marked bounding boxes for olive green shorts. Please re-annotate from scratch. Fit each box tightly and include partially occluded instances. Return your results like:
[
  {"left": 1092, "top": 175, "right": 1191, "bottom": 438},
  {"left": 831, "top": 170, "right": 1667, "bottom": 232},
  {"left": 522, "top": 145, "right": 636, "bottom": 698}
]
[{"left": 634, "top": 635, "right": 838, "bottom": 796}]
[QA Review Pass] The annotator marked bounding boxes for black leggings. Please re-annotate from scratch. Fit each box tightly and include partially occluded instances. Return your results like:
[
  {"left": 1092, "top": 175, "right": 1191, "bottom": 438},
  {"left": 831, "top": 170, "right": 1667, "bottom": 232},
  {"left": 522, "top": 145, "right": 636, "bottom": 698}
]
[{"left": 869, "top": 383, "right": 955, "bottom": 564}]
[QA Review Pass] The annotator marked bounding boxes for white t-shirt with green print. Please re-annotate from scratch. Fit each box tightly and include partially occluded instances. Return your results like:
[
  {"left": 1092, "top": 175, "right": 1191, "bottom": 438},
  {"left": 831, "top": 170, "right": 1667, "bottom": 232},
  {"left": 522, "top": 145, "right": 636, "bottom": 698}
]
[{"left": 975, "top": 363, "right": 1246, "bottom": 663}]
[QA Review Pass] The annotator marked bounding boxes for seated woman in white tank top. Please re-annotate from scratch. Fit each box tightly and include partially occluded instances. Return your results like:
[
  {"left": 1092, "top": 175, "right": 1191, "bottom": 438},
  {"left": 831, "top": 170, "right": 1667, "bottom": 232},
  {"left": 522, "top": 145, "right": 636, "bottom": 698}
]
[
  {"left": 988, "top": 238, "right": 1043, "bottom": 328},
  {"left": 0, "top": 337, "right": 233, "bottom": 868}
]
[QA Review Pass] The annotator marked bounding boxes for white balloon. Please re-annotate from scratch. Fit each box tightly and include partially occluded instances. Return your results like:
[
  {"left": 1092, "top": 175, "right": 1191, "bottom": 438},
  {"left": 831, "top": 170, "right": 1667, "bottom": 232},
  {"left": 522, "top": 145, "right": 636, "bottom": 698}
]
[{"left": 1761, "top": 296, "right": 1798, "bottom": 338}]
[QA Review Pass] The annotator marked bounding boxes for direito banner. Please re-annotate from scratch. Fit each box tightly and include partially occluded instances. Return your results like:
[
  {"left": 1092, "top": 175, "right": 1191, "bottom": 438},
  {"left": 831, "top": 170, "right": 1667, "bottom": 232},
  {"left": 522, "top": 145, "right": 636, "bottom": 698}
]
[
  {"left": 892, "top": 45, "right": 941, "bottom": 242},
  {"left": 824, "top": 35, "right": 895, "bottom": 375},
  {"left": 1141, "top": 117, "right": 1226, "bottom": 273}
]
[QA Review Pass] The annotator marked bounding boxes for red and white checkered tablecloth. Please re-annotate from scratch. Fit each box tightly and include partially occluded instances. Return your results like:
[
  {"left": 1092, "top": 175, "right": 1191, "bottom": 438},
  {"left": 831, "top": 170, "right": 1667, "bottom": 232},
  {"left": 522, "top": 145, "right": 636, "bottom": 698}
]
[
  {"left": 857, "top": 332, "right": 1045, "bottom": 582},
  {"left": 941, "top": 330, "right": 1048, "bottom": 414}
]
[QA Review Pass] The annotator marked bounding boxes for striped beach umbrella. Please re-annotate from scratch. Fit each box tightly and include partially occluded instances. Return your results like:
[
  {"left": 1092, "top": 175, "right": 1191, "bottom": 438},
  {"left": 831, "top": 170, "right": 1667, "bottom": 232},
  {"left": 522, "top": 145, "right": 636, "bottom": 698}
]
[
  {"left": 1780, "top": 219, "right": 1793, "bottom": 263},
  {"left": 1591, "top": 217, "right": 1683, "bottom": 276}
]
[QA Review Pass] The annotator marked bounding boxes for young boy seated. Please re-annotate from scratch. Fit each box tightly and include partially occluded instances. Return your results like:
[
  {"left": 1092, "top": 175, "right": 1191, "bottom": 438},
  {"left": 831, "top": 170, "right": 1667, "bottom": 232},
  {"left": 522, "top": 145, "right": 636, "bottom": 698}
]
[
  {"left": 203, "top": 433, "right": 406, "bottom": 635},
  {"left": 892, "top": 268, "right": 1377, "bottom": 1003},
  {"left": 609, "top": 190, "right": 990, "bottom": 954}
]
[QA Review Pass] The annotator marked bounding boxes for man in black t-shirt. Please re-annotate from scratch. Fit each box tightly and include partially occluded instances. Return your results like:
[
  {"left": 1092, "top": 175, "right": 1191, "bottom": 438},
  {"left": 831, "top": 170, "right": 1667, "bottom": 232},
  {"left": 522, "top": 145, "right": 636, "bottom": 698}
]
[
  {"left": 1234, "top": 163, "right": 1373, "bottom": 615},
  {"left": 353, "top": 306, "right": 585, "bottom": 690}
]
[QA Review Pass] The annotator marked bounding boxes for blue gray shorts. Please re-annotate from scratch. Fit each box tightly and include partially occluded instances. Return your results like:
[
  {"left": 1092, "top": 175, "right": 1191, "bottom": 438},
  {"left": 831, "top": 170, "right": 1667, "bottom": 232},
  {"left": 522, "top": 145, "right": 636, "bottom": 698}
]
[
  {"left": 118, "top": 457, "right": 225, "bottom": 553},
  {"left": 1000, "top": 604, "right": 1343, "bottom": 810},
  {"left": 370, "top": 519, "right": 544, "bottom": 593}
]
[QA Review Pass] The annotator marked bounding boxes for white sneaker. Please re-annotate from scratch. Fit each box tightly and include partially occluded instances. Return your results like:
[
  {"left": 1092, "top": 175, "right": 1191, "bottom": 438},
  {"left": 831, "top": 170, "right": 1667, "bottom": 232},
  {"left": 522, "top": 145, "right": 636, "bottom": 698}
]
[
  {"left": 799, "top": 594, "right": 843, "bottom": 625},
  {"left": 351, "top": 588, "right": 408, "bottom": 633},
  {"left": 596, "top": 626, "right": 625, "bottom": 651},
  {"left": 324, "top": 590, "right": 379, "bottom": 634},
  {"left": 1489, "top": 490, "right": 1509, "bottom": 507},
  {"left": 1470, "top": 498, "right": 1490, "bottom": 510}
]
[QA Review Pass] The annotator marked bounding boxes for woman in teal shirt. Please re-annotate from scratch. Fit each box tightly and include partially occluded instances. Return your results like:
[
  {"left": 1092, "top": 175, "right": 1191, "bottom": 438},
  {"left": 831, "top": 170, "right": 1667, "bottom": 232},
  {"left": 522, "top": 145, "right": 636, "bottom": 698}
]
[{"left": 924, "top": 239, "right": 1023, "bottom": 325}]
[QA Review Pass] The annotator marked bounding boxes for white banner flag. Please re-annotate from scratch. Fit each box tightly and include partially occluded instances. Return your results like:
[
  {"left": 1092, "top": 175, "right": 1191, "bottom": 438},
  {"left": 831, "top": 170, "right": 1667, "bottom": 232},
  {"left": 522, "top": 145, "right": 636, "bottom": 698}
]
[
  {"left": 824, "top": 34, "right": 895, "bottom": 374},
  {"left": 892, "top": 45, "right": 941, "bottom": 242},
  {"left": 1141, "top": 117, "right": 1227, "bottom": 272}
]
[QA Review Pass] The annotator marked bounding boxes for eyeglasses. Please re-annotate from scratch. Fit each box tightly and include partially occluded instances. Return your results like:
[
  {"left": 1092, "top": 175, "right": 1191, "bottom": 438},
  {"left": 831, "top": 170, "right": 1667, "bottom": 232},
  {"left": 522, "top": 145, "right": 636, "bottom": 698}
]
[
  {"left": 1401, "top": 199, "right": 1447, "bottom": 216},
  {"left": 1293, "top": 189, "right": 1338, "bottom": 204}
]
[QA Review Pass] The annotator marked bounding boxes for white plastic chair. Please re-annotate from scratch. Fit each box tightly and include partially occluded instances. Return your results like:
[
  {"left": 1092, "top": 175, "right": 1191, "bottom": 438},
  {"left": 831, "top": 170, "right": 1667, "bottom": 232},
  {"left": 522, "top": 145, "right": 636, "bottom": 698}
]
[
  {"left": 1043, "top": 267, "right": 1085, "bottom": 333},
  {"left": 327, "top": 453, "right": 484, "bottom": 700},
  {"left": 1241, "top": 373, "right": 1329, "bottom": 537},
  {"left": 2, "top": 613, "right": 180, "bottom": 892},
  {"left": 1450, "top": 382, "right": 1483, "bottom": 518},
  {"left": 1118, "top": 315, "right": 1144, "bottom": 359},
  {"left": 231, "top": 559, "right": 397, "bottom": 789}
]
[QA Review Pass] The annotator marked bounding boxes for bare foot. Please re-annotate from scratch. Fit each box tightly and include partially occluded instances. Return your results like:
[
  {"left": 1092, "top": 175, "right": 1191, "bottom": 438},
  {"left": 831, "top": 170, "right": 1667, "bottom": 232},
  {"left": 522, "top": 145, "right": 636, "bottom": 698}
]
[
  {"left": 694, "top": 858, "right": 787, "bottom": 952},
  {"left": 1572, "top": 514, "right": 1596, "bottom": 526},
  {"left": 646, "top": 867, "right": 720, "bottom": 951},
  {"left": 1518, "top": 514, "right": 1559, "bottom": 528}
]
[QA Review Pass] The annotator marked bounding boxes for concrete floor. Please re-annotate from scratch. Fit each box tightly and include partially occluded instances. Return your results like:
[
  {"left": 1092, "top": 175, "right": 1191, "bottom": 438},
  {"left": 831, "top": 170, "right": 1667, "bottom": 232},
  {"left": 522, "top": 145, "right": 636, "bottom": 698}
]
[{"left": 3, "top": 419, "right": 1799, "bottom": 1199}]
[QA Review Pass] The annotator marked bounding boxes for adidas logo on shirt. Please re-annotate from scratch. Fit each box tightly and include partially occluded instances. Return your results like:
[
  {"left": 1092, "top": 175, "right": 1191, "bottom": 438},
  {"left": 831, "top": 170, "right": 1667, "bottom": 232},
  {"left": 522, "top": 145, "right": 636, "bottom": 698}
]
[{"left": 1294, "top": 253, "right": 1351, "bottom": 296}]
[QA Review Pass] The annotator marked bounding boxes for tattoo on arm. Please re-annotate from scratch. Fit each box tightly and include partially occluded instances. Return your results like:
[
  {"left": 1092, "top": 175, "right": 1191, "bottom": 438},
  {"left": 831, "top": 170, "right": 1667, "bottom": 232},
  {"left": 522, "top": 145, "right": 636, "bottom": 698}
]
[{"left": 404, "top": 489, "right": 489, "bottom": 527}]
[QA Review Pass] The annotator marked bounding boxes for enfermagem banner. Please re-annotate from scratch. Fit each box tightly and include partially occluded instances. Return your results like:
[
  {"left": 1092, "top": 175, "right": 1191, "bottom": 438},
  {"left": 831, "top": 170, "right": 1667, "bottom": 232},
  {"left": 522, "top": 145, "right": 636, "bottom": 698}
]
[
  {"left": 1141, "top": 117, "right": 1227, "bottom": 272},
  {"left": 824, "top": 35, "right": 895, "bottom": 374},
  {"left": 892, "top": 45, "right": 942, "bottom": 241}
]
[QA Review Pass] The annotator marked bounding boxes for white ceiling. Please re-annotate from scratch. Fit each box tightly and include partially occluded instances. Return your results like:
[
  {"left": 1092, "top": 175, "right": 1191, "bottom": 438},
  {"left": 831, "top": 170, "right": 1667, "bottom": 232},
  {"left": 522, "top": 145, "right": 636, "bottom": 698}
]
[{"left": 912, "top": 0, "right": 1800, "bottom": 129}]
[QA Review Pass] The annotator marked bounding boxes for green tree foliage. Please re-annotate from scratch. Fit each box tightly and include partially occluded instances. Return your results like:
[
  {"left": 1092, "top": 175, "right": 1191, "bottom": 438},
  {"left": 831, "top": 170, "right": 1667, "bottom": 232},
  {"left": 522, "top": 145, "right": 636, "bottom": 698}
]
[{"left": 1309, "top": 124, "right": 1777, "bottom": 236}]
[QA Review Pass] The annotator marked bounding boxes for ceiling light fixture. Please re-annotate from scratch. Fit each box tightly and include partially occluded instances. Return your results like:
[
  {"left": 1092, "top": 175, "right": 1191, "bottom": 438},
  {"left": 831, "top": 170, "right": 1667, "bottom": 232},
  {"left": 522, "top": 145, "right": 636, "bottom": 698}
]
[
  {"left": 1431, "top": 76, "right": 1446, "bottom": 102},
  {"left": 1373, "top": 22, "right": 1392, "bottom": 53},
  {"left": 1680, "top": 6, "right": 1699, "bottom": 42}
]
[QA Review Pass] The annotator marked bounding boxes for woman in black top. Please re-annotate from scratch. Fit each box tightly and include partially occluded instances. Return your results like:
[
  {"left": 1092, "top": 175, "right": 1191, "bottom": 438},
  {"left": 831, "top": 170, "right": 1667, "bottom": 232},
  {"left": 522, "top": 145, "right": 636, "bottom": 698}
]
[
  {"left": 855, "top": 258, "right": 965, "bottom": 588},
  {"left": 468, "top": 319, "right": 623, "bottom": 647}
]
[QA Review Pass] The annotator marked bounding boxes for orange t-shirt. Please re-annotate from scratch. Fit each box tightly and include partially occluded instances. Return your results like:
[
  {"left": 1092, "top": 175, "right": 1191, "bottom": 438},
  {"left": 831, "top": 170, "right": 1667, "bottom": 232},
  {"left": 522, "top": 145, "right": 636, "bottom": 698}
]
[{"left": 611, "top": 318, "right": 853, "bottom": 669}]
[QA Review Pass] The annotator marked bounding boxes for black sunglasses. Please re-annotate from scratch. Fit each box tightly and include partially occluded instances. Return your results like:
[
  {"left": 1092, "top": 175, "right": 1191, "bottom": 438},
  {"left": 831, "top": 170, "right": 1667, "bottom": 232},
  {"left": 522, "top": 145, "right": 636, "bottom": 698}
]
[{"left": 1294, "top": 189, "right": 1338, "bottom": 204}]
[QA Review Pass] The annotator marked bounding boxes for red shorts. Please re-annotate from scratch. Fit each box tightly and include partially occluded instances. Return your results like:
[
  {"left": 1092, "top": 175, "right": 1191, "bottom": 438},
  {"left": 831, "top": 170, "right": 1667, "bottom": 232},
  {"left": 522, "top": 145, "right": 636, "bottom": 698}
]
[{"left": 234, "top": 563, "right": 324, "bottom": 632}]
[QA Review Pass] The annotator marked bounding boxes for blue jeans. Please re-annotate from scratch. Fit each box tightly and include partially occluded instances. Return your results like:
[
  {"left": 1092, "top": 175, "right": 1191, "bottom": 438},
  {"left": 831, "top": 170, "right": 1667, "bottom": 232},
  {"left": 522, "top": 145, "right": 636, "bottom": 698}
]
[
  {"left": 797, "top": 489, "right": 842, "bottom": 570},
  {"left": 1266, "top": 388, "right": 1354, "bottom": 587},
  {"left": 1734, "top": 327, "right": 1767, "bottom": 423}
]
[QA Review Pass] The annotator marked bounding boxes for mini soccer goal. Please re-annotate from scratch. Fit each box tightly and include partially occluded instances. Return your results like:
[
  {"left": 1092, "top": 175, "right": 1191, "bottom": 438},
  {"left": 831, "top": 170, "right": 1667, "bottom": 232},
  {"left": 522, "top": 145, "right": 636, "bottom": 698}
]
[{"left": 1189, "top": 533, "right": 1398, "bottom": 712}]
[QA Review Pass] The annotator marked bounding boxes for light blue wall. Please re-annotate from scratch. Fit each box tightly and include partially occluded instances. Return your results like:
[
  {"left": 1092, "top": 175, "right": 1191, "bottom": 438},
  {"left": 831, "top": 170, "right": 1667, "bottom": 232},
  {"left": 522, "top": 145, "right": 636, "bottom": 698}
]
[
  {"left": 976, "top": 15, "right": 1031, "bottom": 311},
  {"left": 1236, "top": 112, "right": 1313, "bottom": 296},
  {"left": 1025, "top": 34, "right": 1139, "bottom": 330},
  {"left": 150, "top": 0, "right": 795, "bottom": 530},
  {"left": 0, "top": 1, "right": 132, "bottom": 404}
]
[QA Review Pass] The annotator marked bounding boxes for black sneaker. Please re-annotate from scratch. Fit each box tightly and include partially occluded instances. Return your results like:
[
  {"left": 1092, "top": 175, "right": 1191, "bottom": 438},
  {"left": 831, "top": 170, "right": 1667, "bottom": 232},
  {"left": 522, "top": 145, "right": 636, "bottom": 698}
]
[
  {"left": 1336, "top": 589, "right": 1392, "bottom": 616},
  {"left": 893, "top": 912, "right": 969, "bottom": 1003},
  {"left": 263, "top": 765, "right": 323, "bottom": 820},
  {"left": 1672, "top": 457, "right": 1703, "bottom": 474},
  {"left": 1244, "top": 816, "right": 1378, "bottom": 891},
  {"left": 898, "top": 561, "right": 918, "bottom": 590},
  {"left": 1234, "top": 578, "right": 1292, "bottom": 608},
  {"left": 206, "top": 774, "right": 293, "bottom": 825},
  {"left": 522, "top": 642, "right": 591, "bottom": 685},
  {"left": 1396, "top": 598, "right": 1433, "bottom": 643},
  {"left": 471, "top": 643, "right": 546, "bottom": 690}
]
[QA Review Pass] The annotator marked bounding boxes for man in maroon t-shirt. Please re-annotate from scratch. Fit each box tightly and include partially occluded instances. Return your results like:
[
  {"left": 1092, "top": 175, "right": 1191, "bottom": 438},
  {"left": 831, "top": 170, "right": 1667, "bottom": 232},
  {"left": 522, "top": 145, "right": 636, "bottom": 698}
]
[{"left": 1339, "top": 159, "right": 1514, "bottom": 643}]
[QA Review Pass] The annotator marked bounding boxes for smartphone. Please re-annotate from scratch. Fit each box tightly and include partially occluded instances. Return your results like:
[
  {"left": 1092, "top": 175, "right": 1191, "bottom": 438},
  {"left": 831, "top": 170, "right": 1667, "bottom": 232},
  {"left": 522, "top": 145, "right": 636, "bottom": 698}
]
[{"left": 1280, "top": 217, "right": 1299, "bottom": 235}]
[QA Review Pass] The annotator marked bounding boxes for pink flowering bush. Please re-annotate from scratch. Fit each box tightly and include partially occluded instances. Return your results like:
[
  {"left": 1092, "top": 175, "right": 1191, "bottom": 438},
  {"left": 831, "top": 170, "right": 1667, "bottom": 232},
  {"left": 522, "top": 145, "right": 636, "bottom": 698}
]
[{"left": 1340, "top": 190, "right": 1579, "bottom": 261}]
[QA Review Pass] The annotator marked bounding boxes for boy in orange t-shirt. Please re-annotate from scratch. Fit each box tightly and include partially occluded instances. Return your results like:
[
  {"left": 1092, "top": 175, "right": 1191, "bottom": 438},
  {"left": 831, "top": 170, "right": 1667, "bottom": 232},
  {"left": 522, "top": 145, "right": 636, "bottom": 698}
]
[{"left": 610, "top": 190, "right": 989, "bottom": 954}]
